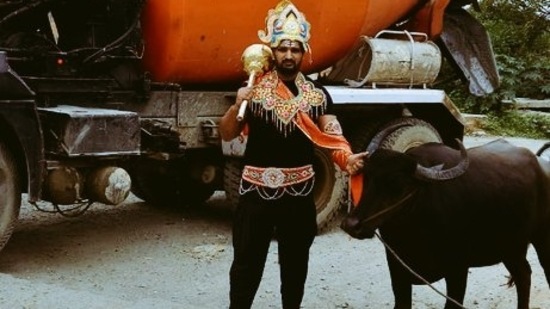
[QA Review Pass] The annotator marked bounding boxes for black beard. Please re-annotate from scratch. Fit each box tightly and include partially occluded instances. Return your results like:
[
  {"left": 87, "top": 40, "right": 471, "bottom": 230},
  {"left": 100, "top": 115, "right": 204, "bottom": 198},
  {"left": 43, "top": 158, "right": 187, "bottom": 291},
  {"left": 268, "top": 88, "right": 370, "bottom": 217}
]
[{"left": 277, "top": 65, "right": 299, "bottom": 77}]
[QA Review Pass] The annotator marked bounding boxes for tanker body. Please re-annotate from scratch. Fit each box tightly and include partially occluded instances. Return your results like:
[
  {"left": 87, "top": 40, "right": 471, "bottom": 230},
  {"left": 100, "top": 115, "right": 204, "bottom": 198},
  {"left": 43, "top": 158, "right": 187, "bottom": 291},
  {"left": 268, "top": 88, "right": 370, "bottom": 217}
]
[
  {"left": 140, "top": 0, "right": 418, "bottom": 84},
  {"left": 0, "top": 0, "right": 497, "bottom": 252}
]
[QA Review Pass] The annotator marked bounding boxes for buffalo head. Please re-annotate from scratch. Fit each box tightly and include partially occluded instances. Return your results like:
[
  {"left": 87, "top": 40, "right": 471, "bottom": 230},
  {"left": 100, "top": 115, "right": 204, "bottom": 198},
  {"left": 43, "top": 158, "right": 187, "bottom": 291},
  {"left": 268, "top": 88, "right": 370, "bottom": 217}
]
[{"left": 341, "top": 140, "right": 468, "bottom": 239}]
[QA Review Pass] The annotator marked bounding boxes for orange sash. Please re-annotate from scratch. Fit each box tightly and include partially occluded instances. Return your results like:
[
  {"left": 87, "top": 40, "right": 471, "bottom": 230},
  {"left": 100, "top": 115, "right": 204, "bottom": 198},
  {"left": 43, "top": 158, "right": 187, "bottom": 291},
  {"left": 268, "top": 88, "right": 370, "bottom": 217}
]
[{"left": 294, "top": 112, "right": 363, "bottom": 207}]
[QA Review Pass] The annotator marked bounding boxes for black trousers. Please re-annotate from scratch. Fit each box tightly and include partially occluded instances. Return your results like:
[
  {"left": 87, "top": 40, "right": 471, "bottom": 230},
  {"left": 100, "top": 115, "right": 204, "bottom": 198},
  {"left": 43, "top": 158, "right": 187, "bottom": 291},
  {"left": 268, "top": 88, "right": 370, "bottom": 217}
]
[{"left": 229, "top": 192, "right": 317, "bottom": 309}]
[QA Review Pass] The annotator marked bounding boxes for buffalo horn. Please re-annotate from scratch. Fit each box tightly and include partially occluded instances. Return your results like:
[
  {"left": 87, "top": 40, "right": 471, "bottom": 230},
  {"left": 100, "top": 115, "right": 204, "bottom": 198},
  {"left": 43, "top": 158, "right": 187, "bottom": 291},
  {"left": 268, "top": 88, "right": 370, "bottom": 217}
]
[
  {"left": 365, "top": 122, "right": 413, "bottom": 155},
  {"left": 414, "top": 139, "right": 469, "bottom": 181}
]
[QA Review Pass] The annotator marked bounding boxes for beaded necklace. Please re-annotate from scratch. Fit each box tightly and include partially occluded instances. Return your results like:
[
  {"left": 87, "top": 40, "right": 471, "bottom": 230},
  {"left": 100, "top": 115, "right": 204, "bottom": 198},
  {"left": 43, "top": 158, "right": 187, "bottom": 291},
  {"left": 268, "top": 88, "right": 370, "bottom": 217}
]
[{"left": 250, "top": 70, "right": 326, "bottom": 135}]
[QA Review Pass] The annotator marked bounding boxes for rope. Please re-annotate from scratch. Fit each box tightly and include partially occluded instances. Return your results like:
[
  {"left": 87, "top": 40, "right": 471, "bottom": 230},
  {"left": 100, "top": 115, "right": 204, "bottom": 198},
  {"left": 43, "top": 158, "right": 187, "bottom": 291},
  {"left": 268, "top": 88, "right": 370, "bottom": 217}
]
[
  {"left": 359, "top": 188, "right": 468, "bottom": 308},
  {"left": 375, "top": 231, "right": 469, "bottom": 309}
]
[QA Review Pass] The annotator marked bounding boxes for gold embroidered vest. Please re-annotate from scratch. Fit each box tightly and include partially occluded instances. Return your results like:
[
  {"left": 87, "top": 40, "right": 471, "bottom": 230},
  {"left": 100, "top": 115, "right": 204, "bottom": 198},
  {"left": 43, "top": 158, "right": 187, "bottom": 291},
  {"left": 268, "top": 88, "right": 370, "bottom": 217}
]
[{"left": 250, "top": 70, "right": 326, "bottom": 134}]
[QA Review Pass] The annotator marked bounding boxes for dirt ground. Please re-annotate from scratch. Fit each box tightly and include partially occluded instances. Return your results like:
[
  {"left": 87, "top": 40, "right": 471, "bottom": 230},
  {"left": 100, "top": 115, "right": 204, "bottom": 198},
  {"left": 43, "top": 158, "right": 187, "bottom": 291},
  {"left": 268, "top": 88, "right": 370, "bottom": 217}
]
[{"left": 0, "top": 136, "right": 549, "bottom": 309}]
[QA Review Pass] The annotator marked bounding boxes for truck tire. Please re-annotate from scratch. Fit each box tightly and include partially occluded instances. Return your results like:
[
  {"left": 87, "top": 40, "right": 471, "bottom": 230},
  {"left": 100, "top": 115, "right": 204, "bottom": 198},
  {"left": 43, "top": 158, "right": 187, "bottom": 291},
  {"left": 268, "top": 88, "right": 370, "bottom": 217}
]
[
  {"left": 223, "top": 158, "right": 242, "bottom": 211},
  {"left": 312, "top": 148, "right": 348, "bottom": 233},
  {"left": 0, "top": 141, "right": 21, "bottom": 251},
  {"left": 378, "top": 118, "right": 443, "bottom": 152},
  {"left": 222, "top": 148, "right": 347, "bottom": 233},
  {"left": 128, "top": 158, "right": 184, "bottom": 206},
  {"left": 352, "top": 117, "right": 442, "bottom": 154},
  {"left": 129, "top": 158, "right": 215, "bottom": 208}
]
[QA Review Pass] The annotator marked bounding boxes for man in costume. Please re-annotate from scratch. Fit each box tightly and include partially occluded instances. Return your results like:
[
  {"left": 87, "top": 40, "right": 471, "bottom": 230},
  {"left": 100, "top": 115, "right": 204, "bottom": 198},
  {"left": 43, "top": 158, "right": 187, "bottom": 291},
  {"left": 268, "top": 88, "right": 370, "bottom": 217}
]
[{"left": 219, "top": 1, "right": 367, "bottom": 308}]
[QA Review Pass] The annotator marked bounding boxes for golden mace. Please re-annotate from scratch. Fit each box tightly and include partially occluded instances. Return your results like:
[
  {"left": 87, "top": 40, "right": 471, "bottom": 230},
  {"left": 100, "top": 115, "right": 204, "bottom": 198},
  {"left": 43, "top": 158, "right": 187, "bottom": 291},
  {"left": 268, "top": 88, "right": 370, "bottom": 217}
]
[{"left": 236, "top": 44, "right": 273, "bottom": 121}]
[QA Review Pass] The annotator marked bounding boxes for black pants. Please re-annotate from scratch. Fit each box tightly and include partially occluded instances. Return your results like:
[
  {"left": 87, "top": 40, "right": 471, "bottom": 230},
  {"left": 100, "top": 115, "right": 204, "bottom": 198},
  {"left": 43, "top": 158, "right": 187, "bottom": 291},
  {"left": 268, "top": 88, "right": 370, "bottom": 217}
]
[{"left": 229, "top": 192, "right": 317, "bottom": 309}]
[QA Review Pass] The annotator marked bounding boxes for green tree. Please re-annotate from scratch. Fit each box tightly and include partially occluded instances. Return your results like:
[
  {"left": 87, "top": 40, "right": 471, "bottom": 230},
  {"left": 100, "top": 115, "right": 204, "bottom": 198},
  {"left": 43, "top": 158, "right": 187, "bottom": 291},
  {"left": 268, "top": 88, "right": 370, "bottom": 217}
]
[
  {"left": 439, "top": 0, "right": 550, "bottom": 138},
  {"left": 480, "top": 0, "right": 549, "bottom": 97},
  {"left": 445, "top": 0, "right": 550, "bottom": 113}
]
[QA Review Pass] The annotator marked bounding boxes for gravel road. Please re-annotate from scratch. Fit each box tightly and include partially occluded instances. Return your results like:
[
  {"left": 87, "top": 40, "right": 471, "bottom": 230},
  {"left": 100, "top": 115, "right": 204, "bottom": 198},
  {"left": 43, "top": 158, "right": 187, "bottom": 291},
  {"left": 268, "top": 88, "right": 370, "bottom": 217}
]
[{"left": 0, "top": 136, "right": 548, "bottom": 309}]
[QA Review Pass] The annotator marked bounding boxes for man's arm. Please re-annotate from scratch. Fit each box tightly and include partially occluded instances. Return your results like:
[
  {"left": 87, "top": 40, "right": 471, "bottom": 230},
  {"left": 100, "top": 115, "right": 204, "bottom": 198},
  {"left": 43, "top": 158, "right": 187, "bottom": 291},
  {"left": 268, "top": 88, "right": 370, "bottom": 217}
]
[
  {"left": 318, "top": 113, "right": 367, "bottom": 175},
  {"left": 219, "top": 87, "right": 251, "bottom": 141},
  {"left": 220, "top": 104, "right": 244, "bottom": 141}
]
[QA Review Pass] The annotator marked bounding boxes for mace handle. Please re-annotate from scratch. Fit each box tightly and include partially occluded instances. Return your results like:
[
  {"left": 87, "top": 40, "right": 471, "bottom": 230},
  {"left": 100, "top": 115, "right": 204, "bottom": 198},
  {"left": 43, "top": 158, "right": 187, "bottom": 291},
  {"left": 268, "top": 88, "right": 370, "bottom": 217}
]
[{"left": 236, "top": 72, "right": 256, "bottom": 121}]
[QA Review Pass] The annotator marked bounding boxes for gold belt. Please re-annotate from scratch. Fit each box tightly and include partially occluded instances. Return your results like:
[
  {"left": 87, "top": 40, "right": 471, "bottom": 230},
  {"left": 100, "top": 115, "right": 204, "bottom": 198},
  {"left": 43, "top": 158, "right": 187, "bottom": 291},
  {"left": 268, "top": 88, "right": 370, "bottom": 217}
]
[{"left": 242, "top": 165, "right": 315, "bottom": 189}]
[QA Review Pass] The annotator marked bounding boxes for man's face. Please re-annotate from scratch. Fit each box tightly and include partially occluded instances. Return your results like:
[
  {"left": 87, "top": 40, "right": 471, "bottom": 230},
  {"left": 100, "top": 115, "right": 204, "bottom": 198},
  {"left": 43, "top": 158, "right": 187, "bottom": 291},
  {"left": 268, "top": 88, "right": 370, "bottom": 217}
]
[{"left": 273, "top": 40, "right": 304, "bottom": 77}]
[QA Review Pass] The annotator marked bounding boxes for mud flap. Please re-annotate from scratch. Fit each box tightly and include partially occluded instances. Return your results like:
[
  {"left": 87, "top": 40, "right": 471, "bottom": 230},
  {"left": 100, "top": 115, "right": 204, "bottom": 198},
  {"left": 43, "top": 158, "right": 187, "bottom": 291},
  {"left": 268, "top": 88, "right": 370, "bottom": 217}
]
[{"left": 437, "top": 7, "right": 500, "bottom": 96}]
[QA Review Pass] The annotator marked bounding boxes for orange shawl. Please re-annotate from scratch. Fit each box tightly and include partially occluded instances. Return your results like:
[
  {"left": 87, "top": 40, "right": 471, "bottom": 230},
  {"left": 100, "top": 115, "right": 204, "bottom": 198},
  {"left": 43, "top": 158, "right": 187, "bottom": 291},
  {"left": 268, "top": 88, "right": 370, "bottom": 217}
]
[{"left": 294, "top": 112, "right": 363, "bottom": 207}]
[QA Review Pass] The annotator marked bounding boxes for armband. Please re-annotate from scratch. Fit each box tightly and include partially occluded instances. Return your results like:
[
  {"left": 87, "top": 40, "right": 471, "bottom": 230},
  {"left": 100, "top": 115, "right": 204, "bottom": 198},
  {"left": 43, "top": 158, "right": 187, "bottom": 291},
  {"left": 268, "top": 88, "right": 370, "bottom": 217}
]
[{"left": 319, "top": 114, "right": 343, "bottom": 135}]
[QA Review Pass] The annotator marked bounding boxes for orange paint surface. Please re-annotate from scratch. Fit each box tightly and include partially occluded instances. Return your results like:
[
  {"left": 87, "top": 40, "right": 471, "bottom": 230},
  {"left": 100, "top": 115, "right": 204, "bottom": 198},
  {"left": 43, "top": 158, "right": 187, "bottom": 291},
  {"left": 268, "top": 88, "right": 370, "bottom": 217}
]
[{"left": 141, "top": 0, "right": 422, "bottom": 84}]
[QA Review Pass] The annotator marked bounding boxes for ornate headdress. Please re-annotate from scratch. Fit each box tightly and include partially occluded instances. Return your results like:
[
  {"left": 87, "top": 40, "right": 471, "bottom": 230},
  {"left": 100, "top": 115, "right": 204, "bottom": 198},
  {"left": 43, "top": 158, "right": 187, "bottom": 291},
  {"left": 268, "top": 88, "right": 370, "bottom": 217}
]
[{"left": 258, "top": 0, "right": 311, "bottom": 53}]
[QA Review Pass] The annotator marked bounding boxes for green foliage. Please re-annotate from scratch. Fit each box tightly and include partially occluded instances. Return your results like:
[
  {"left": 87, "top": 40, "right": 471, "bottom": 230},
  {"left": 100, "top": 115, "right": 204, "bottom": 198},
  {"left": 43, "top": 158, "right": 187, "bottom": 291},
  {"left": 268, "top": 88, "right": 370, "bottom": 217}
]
[
  {"left": 442, "top": 0, "right": 550, "bottom": 138},
  {"left": 477, "top": 0, "right": 550, "bottom": 55},
  {"left": 481, "top": 110, "right": 550, "bottom": 139},
  {"left": 444, "top": 0, "right": 550, "bottom": 114},
  {"left": 481, "top": 0, "right": 549, "bottom": 100}
]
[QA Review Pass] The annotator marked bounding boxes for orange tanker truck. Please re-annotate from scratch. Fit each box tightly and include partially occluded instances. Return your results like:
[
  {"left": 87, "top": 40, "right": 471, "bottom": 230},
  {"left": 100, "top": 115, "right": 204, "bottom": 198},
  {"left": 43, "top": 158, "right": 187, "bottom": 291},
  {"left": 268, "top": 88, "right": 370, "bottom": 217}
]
[{"left": 0, "top": 0, "right": 498, "bottom": 251}]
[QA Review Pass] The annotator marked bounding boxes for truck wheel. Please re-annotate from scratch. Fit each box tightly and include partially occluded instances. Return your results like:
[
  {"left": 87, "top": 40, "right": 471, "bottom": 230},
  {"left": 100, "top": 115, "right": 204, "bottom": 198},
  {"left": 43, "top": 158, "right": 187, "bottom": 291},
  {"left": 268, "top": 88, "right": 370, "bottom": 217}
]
[
  {"left": 378, "top": 118, "right": 443, "bottom": 152},
  {"left": 129, "top": 158, "right": 215, "bottom": 208},
  {"left": 312, "top": 148, "right": 347, "bottom": 233},
  {"left": 352, "top": 117, "right": 442, "bottom": 153},
  {"left": 0, "top": 141, "right": 21, "bottom": 251},
  {"left": 222, "top": 148, "right": 347, "bottom": 233},
  {"left": 223, "top": 158, "right": 242, "bottom": 211},
  {"left": 129, "top": 158, "right": 184, "bottom": 206}
]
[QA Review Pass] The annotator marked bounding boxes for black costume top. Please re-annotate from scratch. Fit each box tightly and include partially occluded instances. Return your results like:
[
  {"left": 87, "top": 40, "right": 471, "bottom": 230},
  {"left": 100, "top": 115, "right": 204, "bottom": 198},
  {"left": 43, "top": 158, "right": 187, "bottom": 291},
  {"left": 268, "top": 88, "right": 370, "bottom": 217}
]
[{"left": 243, "top": 75, "right": 333, "bottom": 169}]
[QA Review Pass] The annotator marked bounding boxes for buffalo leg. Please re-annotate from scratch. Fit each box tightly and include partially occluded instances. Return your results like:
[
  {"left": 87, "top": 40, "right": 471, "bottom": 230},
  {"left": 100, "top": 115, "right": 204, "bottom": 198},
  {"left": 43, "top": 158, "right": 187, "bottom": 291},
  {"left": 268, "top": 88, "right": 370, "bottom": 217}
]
[
  {"left": 386, "top": 252, "right": 413, "bottom": 309},
  {"left": 443, "top": 268, "right": 468, "bottom": 309},
  {"left": 532, "top": 229, "right": 550, "bottom": 289},
  {"left": 502, "top": 255, "right": 531, "bottom": 309}
]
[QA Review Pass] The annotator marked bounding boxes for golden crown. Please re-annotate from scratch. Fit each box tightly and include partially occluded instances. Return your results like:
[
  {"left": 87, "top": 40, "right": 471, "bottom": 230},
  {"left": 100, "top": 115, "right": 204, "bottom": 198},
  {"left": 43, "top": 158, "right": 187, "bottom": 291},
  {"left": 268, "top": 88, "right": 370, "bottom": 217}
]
[{"left": 258, "top": 0, "right": 311, "bottom": 52}]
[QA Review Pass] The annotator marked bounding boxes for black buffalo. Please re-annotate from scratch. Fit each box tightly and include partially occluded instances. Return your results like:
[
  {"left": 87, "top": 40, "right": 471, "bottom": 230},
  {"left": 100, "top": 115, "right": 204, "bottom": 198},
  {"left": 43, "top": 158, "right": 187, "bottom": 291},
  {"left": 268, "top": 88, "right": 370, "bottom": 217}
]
[{"left": 341, "top": 138, "right": 550, "bottom": 309}]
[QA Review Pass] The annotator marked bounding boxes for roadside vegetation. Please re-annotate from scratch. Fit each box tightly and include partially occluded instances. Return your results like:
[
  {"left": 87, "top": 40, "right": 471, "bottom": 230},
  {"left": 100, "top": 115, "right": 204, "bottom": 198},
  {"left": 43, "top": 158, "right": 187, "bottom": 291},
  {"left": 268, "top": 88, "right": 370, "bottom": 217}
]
[{"left": 440, "top": 0, "right": 550, "bottom": 138}]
